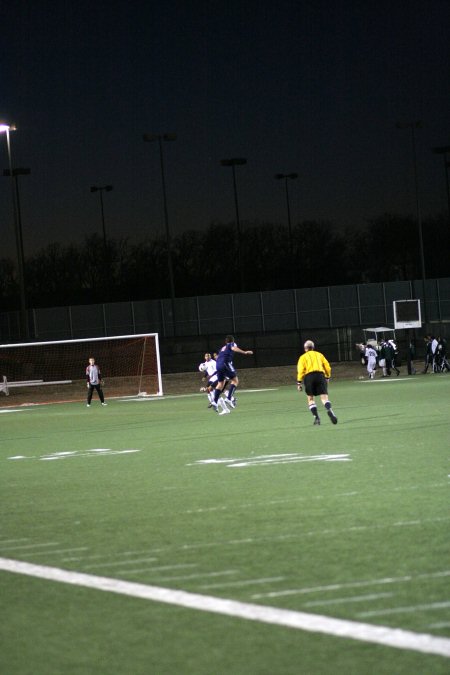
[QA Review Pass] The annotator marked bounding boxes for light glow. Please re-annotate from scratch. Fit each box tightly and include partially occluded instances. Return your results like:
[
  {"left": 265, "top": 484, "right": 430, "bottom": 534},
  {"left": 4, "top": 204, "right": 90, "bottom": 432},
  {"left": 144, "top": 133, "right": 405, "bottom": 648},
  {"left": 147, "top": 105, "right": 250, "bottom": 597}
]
[{"left": 0, "top": 124, "right": 16, "bottom": 133}]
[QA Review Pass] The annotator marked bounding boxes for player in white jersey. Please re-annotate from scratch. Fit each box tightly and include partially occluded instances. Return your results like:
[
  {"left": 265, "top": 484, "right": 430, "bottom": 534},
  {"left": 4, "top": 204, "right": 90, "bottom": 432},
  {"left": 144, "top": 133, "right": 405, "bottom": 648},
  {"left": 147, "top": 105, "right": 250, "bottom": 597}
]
[
  {"left": 86, "top": 357, "right": 107, "bottom": 407},
  {"left": 198, "top": 352, "right": 230, "bottom": 414},
  {"left": 199, "top": 353, "right": 219, "bottom": 407},
  {"left": 365, "top": 345, "right": 377, "bottom": 379}
]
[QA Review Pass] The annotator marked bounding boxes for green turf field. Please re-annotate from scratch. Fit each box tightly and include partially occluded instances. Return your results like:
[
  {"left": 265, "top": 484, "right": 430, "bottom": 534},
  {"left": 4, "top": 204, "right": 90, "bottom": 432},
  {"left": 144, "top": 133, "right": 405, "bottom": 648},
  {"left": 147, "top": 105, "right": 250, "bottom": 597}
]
[{"left": 1, "top": 375, "right": 449, "bottom": 674}]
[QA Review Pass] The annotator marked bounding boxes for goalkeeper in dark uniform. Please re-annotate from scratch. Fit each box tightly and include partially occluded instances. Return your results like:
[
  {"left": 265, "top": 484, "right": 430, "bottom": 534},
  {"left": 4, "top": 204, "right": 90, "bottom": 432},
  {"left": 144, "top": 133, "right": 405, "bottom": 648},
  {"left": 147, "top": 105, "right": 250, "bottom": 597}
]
[
  {"left": 296, "top": 340, "right": 337, "bottom": 425},
  {"left": 86, "top": 357, "right": 107, "bottom": 407}
]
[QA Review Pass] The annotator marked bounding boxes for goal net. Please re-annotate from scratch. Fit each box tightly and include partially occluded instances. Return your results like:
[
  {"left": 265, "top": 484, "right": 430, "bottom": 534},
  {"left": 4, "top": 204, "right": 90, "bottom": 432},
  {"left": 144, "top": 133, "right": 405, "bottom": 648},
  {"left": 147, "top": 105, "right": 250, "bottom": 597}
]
[{"left": 0, "top": 333, "right": 162, "bottom": 405}]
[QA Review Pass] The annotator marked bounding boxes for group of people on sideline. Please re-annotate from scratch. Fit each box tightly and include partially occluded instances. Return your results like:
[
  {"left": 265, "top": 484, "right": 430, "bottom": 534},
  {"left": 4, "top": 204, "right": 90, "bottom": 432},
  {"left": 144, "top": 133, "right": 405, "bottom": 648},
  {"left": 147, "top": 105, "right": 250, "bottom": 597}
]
[
  {"left": 357, "top": 334, "right": 449, "bottom": 379},
  {"left": 423, "top": 335, "right": 450, "bottom": 373},
  {"left": 356, "top": 339, "right": 401, "bottom": 379}
]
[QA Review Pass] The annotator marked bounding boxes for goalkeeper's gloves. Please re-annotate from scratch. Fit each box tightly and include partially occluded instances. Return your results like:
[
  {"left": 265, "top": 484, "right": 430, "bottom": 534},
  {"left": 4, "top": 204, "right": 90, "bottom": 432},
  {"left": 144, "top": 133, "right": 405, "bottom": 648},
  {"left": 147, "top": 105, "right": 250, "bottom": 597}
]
[{"left": 297, "top": 381, "right": 302, "bottom": 391}]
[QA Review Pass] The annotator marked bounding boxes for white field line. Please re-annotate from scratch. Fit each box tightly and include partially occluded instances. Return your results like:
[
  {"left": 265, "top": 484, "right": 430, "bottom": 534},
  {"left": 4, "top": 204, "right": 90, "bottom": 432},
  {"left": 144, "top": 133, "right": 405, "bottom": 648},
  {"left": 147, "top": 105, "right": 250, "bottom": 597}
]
[
  {"left": 152, "top": 570, "right": 239, "bottom": 582},
  {"left": 357, "top": 601, "right": 450, "bottom": 618},
  {"left": 200, "top": 577, "right": 286, "bottom": 590},
  {"left": 83, "top": 557, "right": 158, "bottom": 569},
  {"left": 21, "top": 547, "right": 89, "bottom": 558},
  {"left": 130, "top": 516, "right": 450, "bottom": 556},
  {"left": 184, "top": 484, "right": 446, "bottom": 514},
  {"left": 252, "top": 570, "right": 450, "bottom": 600},
  {"left": 116, "top": 564, "right": 198, "bottom": 575},
  {"left": 1, "top": 558, "right": 449, "bottom": 658},
  {"left": 303, "top": 592, "right": 394, "bottom": 607},
  {"left": 359, "top": 378, "right": 412, "bottom": 383},
  {"left": 0, "top": 542, "right": 59, "bottom": 552},
  {"left": 118, "top": 388, "right": 277, "bottom": 403},
  {"left": 62, "top": 549, "right": 157, "bottom": 562}
]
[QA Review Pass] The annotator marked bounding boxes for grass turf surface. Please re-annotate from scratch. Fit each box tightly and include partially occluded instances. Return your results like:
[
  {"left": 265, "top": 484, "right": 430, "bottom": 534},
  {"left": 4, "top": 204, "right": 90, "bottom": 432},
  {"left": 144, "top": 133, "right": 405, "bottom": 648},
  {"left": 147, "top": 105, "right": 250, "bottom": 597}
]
[{"left": 0, "top": 374, "right": 449, "bottom": 674}]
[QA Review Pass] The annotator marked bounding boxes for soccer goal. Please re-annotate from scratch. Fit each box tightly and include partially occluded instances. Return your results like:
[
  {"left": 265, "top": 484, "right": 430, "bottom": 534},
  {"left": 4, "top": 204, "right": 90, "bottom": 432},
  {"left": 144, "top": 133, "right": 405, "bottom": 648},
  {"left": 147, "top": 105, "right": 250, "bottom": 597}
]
[{"left": 0, "top": 333, "right": 162, "bottom": 404}]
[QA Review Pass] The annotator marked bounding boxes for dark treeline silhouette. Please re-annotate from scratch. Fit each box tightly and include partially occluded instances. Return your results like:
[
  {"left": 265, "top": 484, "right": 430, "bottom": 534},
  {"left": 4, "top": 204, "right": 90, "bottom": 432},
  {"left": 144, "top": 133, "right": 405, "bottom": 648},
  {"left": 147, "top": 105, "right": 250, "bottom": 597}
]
[{"left": 0, "top": 213, "right": 448, "bottom": 311}]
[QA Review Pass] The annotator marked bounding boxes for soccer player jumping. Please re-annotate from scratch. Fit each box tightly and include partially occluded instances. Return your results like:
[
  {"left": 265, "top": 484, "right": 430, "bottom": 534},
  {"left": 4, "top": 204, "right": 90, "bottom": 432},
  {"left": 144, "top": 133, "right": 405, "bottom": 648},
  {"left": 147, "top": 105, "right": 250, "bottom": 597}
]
[
  {"left": 297, "top": 340, "right": 337, "bottom": 425},
  {"left": 212, "top": 335, "right": 253, "bottom": 412}
]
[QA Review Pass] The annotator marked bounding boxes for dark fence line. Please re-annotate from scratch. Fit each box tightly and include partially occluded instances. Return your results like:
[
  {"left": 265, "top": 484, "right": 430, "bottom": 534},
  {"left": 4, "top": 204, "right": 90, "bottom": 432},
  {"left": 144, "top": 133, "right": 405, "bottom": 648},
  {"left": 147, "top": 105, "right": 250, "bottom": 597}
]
[{"left": 0, "top": 277, "right": 449, "bottom": 372}]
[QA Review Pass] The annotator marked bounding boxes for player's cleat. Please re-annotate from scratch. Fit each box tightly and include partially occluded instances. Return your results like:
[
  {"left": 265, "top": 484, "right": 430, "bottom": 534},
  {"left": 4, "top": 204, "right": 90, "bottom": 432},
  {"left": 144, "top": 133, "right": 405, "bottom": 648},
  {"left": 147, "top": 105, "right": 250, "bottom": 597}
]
[
  {"left": 218, "top": 407, "right": 230, "bottom": 415},
  {"left": 224, "top": 397, "right": 236, "bottom": 409},
  {"left": 101, "top": 402, "right": 108, "bottom": 406},
  {"left": 86, "top": 404, "right": 90, "bottom": 407},
  {"left": 327, "top": 410, "right": 338, "bottom": 424},
  {"left": 217, "top": 398, "right": 230, "bottom": 413},
  {"left": 313, "top": 417, "right": 320, "bottom": 425}
]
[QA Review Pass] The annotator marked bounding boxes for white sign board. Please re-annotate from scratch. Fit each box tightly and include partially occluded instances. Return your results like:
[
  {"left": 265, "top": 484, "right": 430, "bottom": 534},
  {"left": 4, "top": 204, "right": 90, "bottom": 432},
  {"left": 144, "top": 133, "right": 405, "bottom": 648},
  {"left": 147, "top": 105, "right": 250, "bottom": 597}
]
[{"left": 393, "top": 300, "right": 422, "bottom": 329}]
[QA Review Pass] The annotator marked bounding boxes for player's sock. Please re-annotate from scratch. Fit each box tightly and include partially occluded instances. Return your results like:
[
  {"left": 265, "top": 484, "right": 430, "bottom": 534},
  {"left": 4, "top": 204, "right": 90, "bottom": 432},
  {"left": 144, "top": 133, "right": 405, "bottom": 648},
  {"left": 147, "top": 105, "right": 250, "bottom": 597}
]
[
  {"left": 213, "top": 388, "right": 221, "bottom": 404},
  {"left": 227, "top": 384, "right": 236, "bottom": 400},
  {"left": 309, "top": 404, "right": 319, "bottom": 418}
]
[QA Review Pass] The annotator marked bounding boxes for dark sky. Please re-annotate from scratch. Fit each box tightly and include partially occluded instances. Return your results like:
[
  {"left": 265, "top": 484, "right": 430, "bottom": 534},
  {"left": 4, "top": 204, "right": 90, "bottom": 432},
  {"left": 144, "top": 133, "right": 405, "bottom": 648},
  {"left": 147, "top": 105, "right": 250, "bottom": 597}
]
[{"left": 1, "top": 0, "right": 449, "bottom": 259}]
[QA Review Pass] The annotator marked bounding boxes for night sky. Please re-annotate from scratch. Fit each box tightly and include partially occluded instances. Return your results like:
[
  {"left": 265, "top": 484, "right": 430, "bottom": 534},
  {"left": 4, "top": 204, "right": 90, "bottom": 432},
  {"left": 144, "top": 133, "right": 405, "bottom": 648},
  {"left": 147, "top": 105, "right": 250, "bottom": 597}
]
[{"left": 1, "top": 0, "right": 449, "bottom": 260}]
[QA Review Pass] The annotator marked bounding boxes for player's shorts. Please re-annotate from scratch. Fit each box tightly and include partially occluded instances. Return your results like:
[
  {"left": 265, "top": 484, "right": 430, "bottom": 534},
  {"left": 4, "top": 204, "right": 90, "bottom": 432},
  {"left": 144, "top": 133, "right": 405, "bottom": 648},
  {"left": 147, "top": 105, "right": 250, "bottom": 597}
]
[
  {"left": 216, "top": 363, "right": 236, "bottom": 382},
  {"left": 207, "top": 377, "right": 218, "bottom": 387},
  {"left": 303, "top": 372, "right": 328, "bottom": 396}
]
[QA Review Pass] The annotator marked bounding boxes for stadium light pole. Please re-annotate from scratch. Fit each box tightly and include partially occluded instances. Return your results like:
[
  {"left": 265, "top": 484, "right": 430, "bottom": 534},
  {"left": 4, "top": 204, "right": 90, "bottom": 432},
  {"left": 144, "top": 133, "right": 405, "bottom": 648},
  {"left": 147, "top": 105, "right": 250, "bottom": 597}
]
[
  {"left": 396, "top": 121, "right": 427, "bottom": 323},
  {"left": 275, "top": 173, "right": 298, "bottom": 288},
  {"left": 0, "top": 124, "right": 28, "bottom": 338},
  {"left": 220, "top": 158, "right": 247, "bottom": 292},
  {"left": 90, "top": 185, "right": 113, "bottom": 255},
  {"left": 143, "top": 133, "right": 177, "bottom": 335},
  {"left": 3, "top": 167, "right": 31, "bottom": 290},
  {"left": 432, "top": 145, "right": 450, "bottom": 228}
]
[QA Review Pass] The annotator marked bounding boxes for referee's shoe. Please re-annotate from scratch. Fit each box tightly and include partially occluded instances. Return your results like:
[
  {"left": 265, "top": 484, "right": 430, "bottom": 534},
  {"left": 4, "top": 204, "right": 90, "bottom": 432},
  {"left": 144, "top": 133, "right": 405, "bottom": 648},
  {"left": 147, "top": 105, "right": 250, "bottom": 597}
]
[{"left": 327, "top": 409, "right": 338, "bottom": 424}]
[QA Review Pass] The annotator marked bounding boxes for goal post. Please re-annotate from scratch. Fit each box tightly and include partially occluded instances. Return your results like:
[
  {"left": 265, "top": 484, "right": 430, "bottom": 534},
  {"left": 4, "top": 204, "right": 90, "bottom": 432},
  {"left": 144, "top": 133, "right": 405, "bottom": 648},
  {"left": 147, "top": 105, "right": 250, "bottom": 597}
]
[{"left": 0, "top": 333, "right": 163, "bottom": 404}]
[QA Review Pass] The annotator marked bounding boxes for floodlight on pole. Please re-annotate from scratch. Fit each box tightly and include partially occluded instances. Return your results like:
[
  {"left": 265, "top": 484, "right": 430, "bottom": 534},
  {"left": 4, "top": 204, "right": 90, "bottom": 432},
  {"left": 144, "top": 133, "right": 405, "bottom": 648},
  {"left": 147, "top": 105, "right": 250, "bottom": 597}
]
[
  {"left": 396, "top": 120, "right": 427, "bottom": 323},
  {"left": 143, "top": 133, "right": 177, "bottom": 335},
  {"left": 0, "top": 123, "right": 28, "bottom": 337},
  {"left": 275, "top": 173, "right": 298, "bottom": 288},
  {"left": 220, "top": 158, "right": 247, "bottom": 292}
]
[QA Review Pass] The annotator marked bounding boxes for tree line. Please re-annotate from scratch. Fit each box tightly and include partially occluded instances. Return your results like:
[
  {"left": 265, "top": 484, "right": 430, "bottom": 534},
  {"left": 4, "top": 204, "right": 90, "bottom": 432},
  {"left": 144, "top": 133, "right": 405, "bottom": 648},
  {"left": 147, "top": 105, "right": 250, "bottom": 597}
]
[{"left": 0, "top": 213, "right": 448, "bottom": 311}]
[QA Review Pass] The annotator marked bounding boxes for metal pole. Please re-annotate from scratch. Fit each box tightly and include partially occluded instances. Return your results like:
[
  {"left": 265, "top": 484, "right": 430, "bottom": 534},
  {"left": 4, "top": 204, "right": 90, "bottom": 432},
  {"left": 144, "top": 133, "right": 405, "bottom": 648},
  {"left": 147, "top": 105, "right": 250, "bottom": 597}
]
[
  {"left": 231, "top": 164, "right": 244, "bottom": 292},
  {"left": 157, "top": 136, "right": 177, "bottom": 336},
  {"left": 5, "top": 130, "right": 28, "bottom": 338},
  {"left": 284, "top": 177, "right": 296, "bottom": 288},
  {"left": 99, "top": 189, "right": 107, "bottom": 253},
  {"left": 409, "top": 125, "right": 427, "bottom": 324}
]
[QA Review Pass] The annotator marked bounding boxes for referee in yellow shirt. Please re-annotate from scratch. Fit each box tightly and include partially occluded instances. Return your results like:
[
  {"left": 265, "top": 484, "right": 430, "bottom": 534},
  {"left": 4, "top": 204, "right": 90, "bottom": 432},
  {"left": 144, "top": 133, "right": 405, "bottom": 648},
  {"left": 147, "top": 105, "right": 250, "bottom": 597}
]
[{"left": 297, "top": 340, "right": 338, "bottom": 425}]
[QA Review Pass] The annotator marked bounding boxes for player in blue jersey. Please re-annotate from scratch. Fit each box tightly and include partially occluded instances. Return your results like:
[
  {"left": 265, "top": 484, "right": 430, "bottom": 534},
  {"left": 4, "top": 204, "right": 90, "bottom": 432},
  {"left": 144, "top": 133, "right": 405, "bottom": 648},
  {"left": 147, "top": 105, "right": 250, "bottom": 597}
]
[{"left": 211, "top": 335, "right": 253, "bottom": 412}]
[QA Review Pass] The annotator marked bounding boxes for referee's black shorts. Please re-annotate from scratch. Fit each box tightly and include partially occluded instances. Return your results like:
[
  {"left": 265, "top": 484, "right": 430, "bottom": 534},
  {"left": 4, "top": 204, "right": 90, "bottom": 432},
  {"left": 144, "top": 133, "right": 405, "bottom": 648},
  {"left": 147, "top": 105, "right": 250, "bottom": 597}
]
[{"left": 303, "top": 371, "right": 328, "bottom": 396}]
